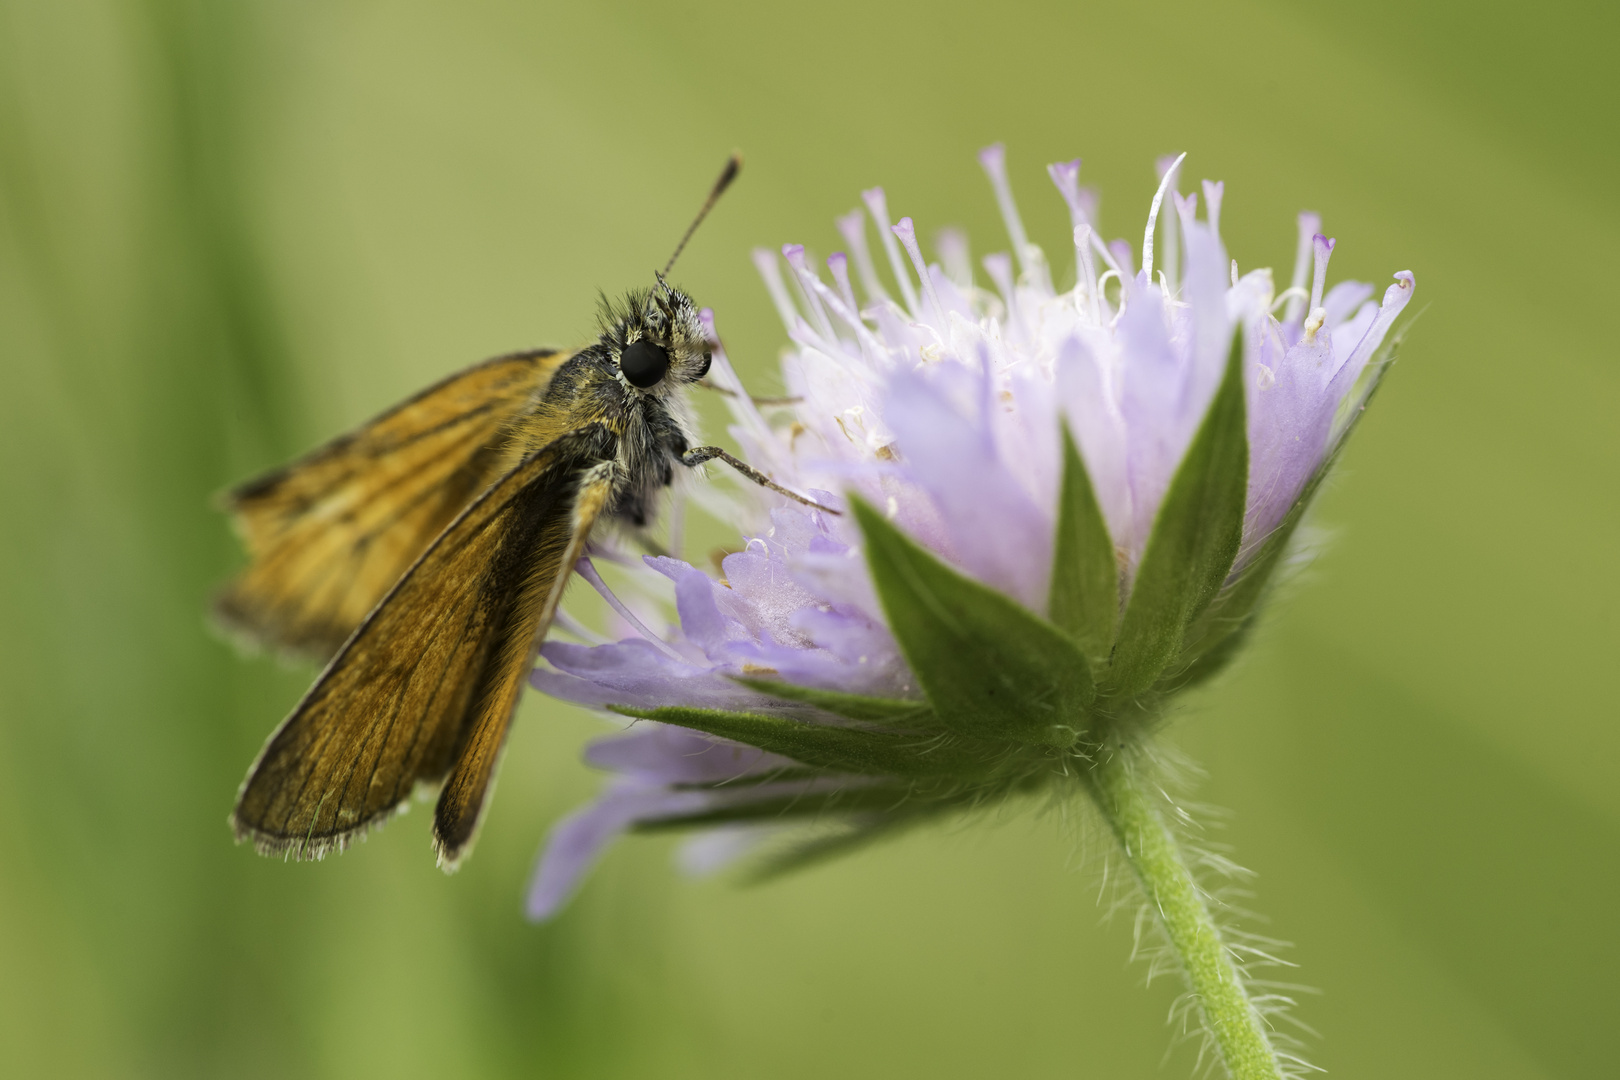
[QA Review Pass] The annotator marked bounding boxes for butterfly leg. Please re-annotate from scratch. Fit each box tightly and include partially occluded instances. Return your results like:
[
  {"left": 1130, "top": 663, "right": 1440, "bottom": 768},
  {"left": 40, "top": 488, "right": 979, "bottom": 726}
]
[{"left": 679, "top": 446, "right": 842, "bottom": 515}]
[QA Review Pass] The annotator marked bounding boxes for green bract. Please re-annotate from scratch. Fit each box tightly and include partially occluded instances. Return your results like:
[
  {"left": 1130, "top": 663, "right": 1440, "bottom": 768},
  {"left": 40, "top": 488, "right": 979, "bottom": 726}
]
[{"left": 1106, "top": 330, "right": 1248, "bottom": 697}]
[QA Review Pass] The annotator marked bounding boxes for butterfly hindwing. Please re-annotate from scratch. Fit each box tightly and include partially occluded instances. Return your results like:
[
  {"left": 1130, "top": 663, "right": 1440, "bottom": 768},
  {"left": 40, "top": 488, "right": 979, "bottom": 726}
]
[
  {"left": 216, "top": 349, "right": 570, "bottom": 660},
  {"left": 230, "top": 425, "right": 617, "bottom": 861}
]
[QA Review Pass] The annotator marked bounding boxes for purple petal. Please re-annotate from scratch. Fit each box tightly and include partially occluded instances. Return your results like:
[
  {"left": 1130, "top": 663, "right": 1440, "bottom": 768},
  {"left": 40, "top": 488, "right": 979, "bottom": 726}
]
[
  {"left": 533, "top": 640, "right": 772, "bottom": 711},
  {"left": 719, "top": 544, "right": 820, "bottom": 642},
  {"left": 776, "top": 607, "right": 913, "bottom": 696},
  {"left": 1179, "top": 218, "right": 1233, "bottom": 424},
  {"left": 883, "top": 362, "right": 1052, "bottom": 608},
  {"left": 1329, "top": 271, "right": 1416, "bottom": 399},
  {"left": 1245, "top": 325, "right": 1337, "bottom": 545},
  {"left": 929, "top": 263, "right": 975, "bottom": 321},
  {"left": 1055, "top": 334, "right": 1131, "bottom": 545},
  {"left": 673, "top": 563, "right": 743, "bottom": 653},
  {"left": 1117, "top": 282, "right": 1187, "bottom": 555},
  {"left": 585, "top": 724, "right": 790, "bottom": 783},
  {"left": 1330, "top": 300, "right": 1379, "bottom": 362},
  {"left": 526, "top": 780, "right": 713, "bottom": 920},
  {"left": 1242, "top": 271, "right": 1416, "bottom": 551},
  {"left": 677, "top": 825, "right": 778, "bottom": 876},
  {"left": 1172, "top": 190, "right": 1199, "bottom": 234},
  {"left": 1322, "top": 280, "right": 1375, "bottom": 326}
]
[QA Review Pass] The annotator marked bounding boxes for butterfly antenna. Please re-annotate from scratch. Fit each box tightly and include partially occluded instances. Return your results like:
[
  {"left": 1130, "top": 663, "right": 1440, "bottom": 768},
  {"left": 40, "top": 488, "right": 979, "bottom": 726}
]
[{"left": 662, "top": 153, "right": 742, "bottom": 278}]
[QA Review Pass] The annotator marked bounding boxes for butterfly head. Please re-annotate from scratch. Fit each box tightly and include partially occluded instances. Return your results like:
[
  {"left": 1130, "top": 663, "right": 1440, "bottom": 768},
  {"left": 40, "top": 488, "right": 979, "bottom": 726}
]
[{"left": 606, "top": 281, "right": 712, "bottom": 393}]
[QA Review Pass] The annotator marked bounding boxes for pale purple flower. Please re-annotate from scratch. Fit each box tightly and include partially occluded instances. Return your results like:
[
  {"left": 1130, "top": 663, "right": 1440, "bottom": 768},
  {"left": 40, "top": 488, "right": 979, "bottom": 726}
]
[{"left": 525, "top": 146, "right": 1414, "bottom": 918}]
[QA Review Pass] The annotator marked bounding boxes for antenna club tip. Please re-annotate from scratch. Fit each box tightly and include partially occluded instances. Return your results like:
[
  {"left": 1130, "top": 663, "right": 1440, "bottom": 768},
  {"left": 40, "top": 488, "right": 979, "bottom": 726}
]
[
  {"left": 717, "top": 153, "right": 743, "bottom": 192},
  {"left": 662, "top": 154, "right": 746, "bottom": 277}
]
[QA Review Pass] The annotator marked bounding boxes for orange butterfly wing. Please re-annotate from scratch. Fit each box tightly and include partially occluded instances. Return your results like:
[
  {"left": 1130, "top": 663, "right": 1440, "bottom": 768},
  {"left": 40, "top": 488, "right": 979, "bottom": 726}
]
[
  {"left": 230, "top": 426, "right": 618, "bottom": 866},
  {"left": 215, "top": 349, "right": 570, "bottom": 659}
]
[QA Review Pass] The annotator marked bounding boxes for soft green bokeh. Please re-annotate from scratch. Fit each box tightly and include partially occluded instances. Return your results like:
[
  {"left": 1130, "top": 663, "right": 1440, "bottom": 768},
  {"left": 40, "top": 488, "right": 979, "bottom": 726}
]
[{"left": 1, "top": 1, "right": 1614, "bottom": 1076}]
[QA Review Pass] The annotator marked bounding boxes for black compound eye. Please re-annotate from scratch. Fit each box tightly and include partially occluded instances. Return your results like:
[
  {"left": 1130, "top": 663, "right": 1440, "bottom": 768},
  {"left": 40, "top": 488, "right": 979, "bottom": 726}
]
[
  {"left": 620, "top": 339, "right": 670, "bottom": 388},
  {"left": 696, "top": 350, "right": 712, "bottom": 379}
]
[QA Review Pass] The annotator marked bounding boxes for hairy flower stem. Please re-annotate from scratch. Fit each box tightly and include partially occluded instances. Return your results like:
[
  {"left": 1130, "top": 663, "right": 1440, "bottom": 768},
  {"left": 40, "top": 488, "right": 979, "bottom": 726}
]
[{"left": 1085, "top": 735, "right": 1282, "bottom": 1080}]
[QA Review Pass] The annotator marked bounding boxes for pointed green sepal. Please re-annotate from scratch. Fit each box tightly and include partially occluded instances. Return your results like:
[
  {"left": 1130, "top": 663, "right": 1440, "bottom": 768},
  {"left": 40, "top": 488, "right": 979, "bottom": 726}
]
[
  {"left": 630, "top": 782, "right": 917, "bottom": 831},
  {"left": 633, "top": 769, "right": 1045, "bottom": 835},
  {"left": 745, "top": 817, "right": 925, "bottom": 882},
  {"left": 851, "top": 497, "right": 1094, "bottom": 745},
  {"left": 608, "top": 706, "right": 985, "bottom": 778},
  {"left": 1048, "top": 420, "right": 1121, "bottom": 662},
  {"left": 1107, "top": 328, "right": 1249, "bottom": 697},
  {"left": 731, "top": 677, "right": 936, "bottom": 725},
  {"left": 1176, "top": 318, "right": 1411, "bottom": 687}
]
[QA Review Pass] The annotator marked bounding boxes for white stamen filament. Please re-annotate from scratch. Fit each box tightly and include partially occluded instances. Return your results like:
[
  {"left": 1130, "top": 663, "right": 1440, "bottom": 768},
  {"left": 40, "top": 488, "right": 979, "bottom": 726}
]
[
  {"left": 574, "top": 557, "right": 689, "bottom": 663},
  {"left": 698, "top": 309, "right": 777, "bottom": 454},
  {"left": 981, "top": 252, "right": 1025, "bottom": 343},
  {"left": 665, "top": 483, "right": 686, "bottom": 561},
  {"left": 551, "top": 608, "right": 610, "bottom": 645},
  {"left": 1096, "top": 268, "right": 1123, "bottom": 319},
  {"left": 1142, "top": 151, "right": 1186, "bottom": 283},
  {"left": 826, "top": 252, "right": 860, "bottom": 320},
  {"left": 1086, "top": 231, "right": 1128, "bottom": 288},
  {"left": 1047, "top": 158, "right": 1090, "bottom": 227},
  {"left": 1269, "top": 286, "right": 1309, "bottom": 314},
  {"left": 978, "top": 143, "right": 1034, "bottom": 275},
  {"left": 863, "top": 188, "right": 922, "bottom": 318},
  {"left": 752, "top": 248, "right": 801, "bottom": 333},
  {"left": 787, "top": 317, "right": 870, "bottom": 380},
  {"left": 1284, "top": 211, "right": 1321, "bottom": 325},
  {"left": 1156, "top": 155, "right": 1183, "bottom": 293},
  {"left": 836, "top": 209, "right": 890, "bottom": 303},
  {"left": 782, "top": 245, "right": 838, "bottom": 344},
  {"left": 1074, "top": 224, "right": 1100, "bottom": 323},
  {"left": 937, "top": 227, "right": 973, "bottom": 288},
  {"left": 791, "top": 260, "right": 891, "bottom": 362},
  {"left": 1202, "top": 179, "right": 1224, "bottom": 236},
  {"left": 1109, "top": 239, "right": 1135, "bottom": 280},
  {"left": 891, "top": 217, "right": 947, "bottom": 328},
  {"left": 1310, "top": 234, "right": 1336, "bottom": 312}
]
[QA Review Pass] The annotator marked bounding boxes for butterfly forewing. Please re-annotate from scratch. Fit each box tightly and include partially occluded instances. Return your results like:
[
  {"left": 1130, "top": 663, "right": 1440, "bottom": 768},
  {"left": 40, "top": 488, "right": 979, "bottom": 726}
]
[
  {"left": 216, "top": 349, "right": 570, "bottom": 659},
  {"left": 231, "top": 425, "right": 617, "bottom": 862},
  {"left": 433, "top": 456, "right": 620, "bottom": 865}
]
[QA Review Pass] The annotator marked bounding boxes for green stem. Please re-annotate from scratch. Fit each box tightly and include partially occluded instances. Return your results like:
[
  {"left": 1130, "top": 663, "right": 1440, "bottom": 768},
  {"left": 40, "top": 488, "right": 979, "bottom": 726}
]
[{"left": 1085, "top": 736, "right": 1282, "bottom": 1080}]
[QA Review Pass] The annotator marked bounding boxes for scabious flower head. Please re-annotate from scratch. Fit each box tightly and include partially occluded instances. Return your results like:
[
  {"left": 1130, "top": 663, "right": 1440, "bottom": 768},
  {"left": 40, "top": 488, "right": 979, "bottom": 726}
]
[{"left": 526, "top": 146, "right": 1414, "bottom": 919}]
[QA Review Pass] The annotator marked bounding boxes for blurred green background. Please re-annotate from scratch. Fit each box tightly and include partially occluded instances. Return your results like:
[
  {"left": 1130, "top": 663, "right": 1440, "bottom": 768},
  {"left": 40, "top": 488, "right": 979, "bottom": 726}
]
[{"left": 2, "top": 0, "right": 1615, "bottom": 1076}]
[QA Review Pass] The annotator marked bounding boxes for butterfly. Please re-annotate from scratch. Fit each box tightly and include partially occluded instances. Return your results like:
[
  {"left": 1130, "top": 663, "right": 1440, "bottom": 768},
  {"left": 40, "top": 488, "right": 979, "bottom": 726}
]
[{"left": 217, "top": 156, "right": 827, "bottom": 870}]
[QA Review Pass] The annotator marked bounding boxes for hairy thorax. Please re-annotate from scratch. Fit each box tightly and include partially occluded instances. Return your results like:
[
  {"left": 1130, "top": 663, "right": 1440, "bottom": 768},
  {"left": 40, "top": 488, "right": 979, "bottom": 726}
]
[{"left": 500, "top": 345, "right": 693, "bottom": 529}]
